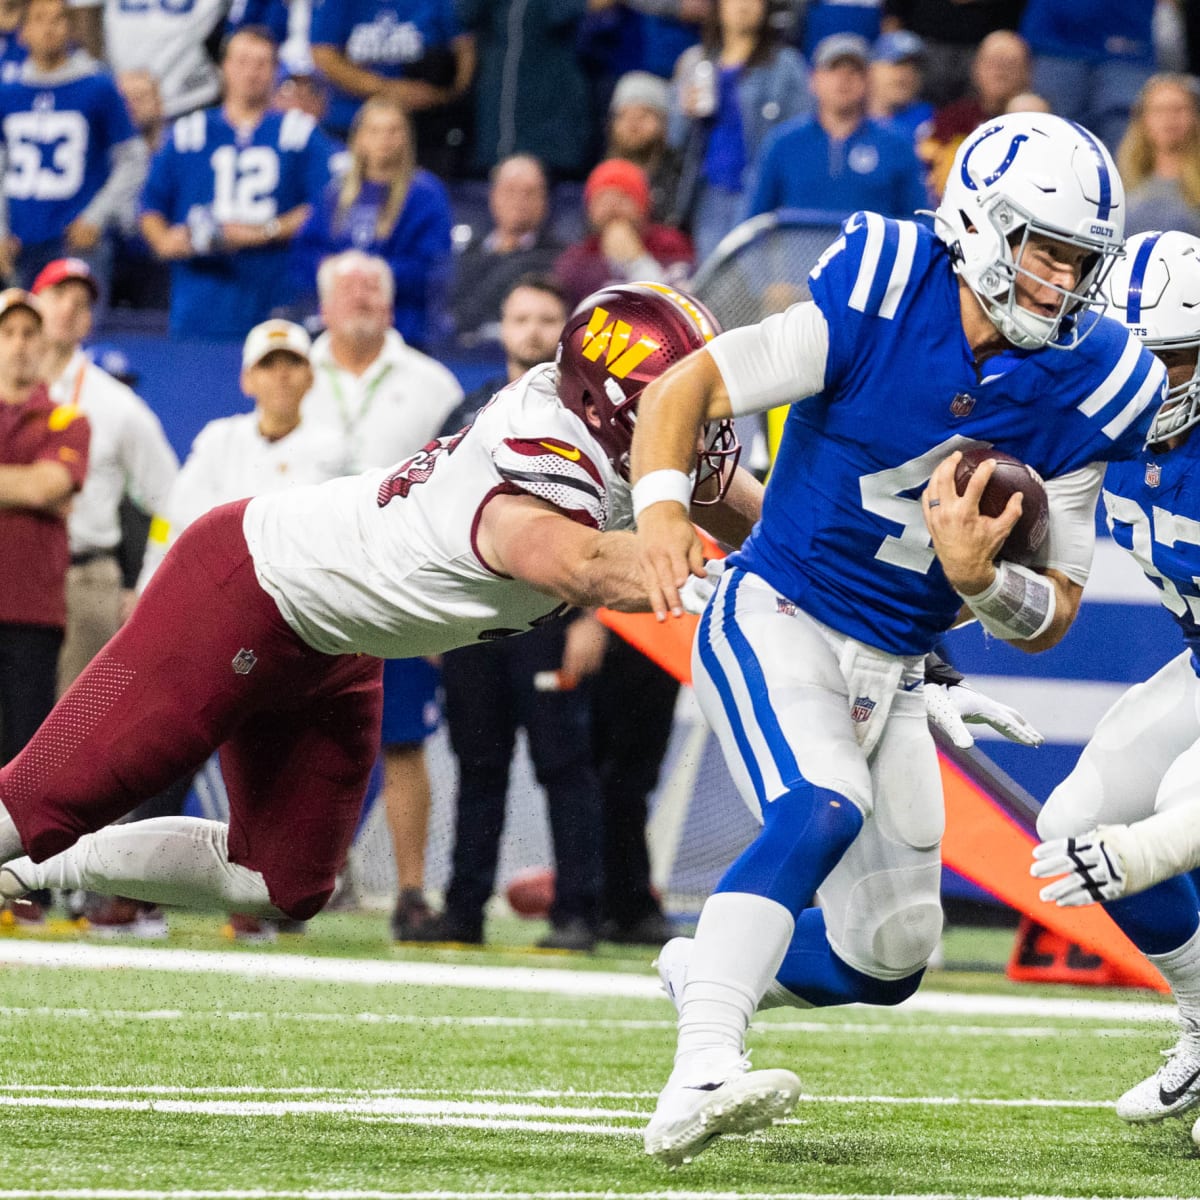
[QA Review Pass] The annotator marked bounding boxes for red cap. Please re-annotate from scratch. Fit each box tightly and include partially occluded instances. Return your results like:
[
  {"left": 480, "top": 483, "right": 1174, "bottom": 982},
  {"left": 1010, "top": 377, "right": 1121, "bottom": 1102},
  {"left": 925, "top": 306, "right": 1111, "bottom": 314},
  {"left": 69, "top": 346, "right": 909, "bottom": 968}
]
[
  {"left": 32, "top": 258, "right": 99, "bottom": 300},
  {"left": 584, "top": 159, "right": 651, "bottom": 217}
]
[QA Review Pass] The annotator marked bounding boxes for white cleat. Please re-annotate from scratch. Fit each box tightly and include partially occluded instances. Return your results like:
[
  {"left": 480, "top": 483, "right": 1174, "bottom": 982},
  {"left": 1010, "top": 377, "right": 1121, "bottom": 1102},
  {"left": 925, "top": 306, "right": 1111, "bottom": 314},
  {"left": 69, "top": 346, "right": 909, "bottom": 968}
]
[
  {"left": 0, "top": 863, "right": 32, "bottom": 900},
  {"left": 644, "top": 1059, "right": 801, "bottom": 1165},
  {"left": 1117, "top": 1024, "right": 1200, "bottom": 1123},
  {"left": 653, "top": 936, "right": 692, "bottom": 1014}
]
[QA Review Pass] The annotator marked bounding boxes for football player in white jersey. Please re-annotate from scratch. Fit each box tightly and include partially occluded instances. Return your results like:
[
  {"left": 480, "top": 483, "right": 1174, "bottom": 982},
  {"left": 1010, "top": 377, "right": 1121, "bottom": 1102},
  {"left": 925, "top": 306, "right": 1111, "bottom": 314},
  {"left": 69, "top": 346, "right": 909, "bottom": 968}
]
[
  {"left": 0, "top": 282, "right": 759, "bottom": 933},
  {"left": 629, "top": 112, "right": 1167, "bottom": 1164},
  {"left": 1031, "top": 230, "right": 1200, "bottom": 1130}
]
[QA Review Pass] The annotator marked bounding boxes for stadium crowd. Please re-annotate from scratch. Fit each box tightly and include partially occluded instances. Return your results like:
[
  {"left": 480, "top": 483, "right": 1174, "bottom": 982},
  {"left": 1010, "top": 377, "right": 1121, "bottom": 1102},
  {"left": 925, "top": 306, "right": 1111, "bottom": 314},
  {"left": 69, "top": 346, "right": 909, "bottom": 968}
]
[{"left": 0, "top": 0, "right": 1195, "bottom": 950}]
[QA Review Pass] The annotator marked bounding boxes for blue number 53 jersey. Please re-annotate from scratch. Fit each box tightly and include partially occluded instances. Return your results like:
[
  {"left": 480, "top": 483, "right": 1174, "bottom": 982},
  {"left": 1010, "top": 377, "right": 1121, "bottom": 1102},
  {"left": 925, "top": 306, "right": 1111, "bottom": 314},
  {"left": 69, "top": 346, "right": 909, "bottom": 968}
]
[
  {"left": 729, "top": 212, "right": 1167, "bottom": 655},
  {"left": 1105, "top": 435, "right": 1200, "bottom": 669}
]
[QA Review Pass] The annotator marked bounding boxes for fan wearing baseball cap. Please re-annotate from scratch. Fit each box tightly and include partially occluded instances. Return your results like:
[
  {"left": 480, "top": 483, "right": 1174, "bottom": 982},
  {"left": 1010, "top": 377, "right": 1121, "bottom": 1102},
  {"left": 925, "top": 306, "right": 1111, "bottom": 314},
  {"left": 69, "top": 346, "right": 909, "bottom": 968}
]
[
  {"left": 745, "top": 32, "right": 929, "bottom": 222},
  {"left": 552, "top": 159, "right": 694, "bottom": 309},
  {"left": 32, "top": 257, "right": 178, "bottom": 701},
  {"left": 0, "top": 287, "right": 90, "bottom": 822},
  {"left": 138, "top": 319, "right": 342, "bottom": 594}
]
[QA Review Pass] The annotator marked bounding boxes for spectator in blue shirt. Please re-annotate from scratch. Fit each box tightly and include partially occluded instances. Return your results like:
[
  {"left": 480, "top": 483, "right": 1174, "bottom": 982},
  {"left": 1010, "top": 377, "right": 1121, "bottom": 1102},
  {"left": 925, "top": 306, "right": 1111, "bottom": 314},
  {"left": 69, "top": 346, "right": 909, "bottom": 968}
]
[
  {"left": 292, "top": 96, "right": 452, "bottom": 348},
  {"left": 1020, "top": 0, "right": 1156, "bottom": 153},
  {"left": 310, "top": 0, "right": 475, "bottom": 140},
  {"left": 745, "top": 33, "right": 927, "bottom": 222},
  {"left": 139, "top": 27, "right": 339, "bottom": 340},
  {"left": 0, "top": 0, "right": 147, "bottom": 295}
]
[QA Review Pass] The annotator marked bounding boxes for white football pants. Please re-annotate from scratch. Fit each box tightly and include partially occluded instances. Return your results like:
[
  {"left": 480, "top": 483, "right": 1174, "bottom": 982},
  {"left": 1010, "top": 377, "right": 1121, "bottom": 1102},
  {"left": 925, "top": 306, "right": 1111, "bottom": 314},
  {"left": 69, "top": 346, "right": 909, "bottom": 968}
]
[{"left": 693, "top": 568, "right": 944, "bottom": 980}]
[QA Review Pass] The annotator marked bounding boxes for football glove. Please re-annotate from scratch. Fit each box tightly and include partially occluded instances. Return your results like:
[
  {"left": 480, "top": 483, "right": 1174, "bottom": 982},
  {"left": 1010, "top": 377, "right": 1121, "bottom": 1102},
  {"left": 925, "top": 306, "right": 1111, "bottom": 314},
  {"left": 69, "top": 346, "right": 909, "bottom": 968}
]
[
  {"left": 1031, "top": 827, "right": 1131, "bottom": 906},
  {"left": 924, "top": 681, "right": 1044, "bottom": 749}
]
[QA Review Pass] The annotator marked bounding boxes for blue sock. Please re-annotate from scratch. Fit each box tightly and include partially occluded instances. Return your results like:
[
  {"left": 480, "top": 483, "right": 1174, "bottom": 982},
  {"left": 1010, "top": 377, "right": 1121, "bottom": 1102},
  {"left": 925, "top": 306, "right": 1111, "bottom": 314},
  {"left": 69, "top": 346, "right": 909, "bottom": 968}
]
[
  {"left": 776, "top": 909, "right": 923, "bottom": 1007},
  {"left": 717, "top": 781, "right": 863, "bottom": 914},
  {"left": 1104, "top": 873, "right": 1200, "bottom": 957}
]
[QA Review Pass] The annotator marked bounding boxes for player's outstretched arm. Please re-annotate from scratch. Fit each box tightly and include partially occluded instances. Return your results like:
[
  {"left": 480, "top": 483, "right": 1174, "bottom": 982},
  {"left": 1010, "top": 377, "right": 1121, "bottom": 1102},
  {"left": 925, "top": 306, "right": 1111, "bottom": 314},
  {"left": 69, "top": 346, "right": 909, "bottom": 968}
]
[
  {"left": 477, "top": 492, "right": 652, "bottom": 612},
  {"left": 631, "top": 349, "right": 732, "bottom": 620},
  {"left": 1032, "top": 807, "right": 1200, "bottom": 906}
]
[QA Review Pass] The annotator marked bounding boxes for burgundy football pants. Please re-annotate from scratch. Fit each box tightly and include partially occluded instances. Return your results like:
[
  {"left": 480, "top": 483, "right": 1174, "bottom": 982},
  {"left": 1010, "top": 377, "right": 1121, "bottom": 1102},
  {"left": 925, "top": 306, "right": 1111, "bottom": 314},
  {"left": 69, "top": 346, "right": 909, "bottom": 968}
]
[{"left": 0, "top": 500, "right": 384, "bottom": 919}]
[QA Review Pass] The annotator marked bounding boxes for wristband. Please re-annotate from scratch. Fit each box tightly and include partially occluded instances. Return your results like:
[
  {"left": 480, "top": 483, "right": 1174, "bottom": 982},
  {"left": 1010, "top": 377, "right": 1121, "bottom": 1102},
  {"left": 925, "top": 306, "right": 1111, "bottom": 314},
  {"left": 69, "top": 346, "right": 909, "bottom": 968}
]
[
  {"left": 632, "top": 469, "right": 693, "bottom": 520},
  {"left": 958, "top": 560, "right": 1055, "bottom": 642}
]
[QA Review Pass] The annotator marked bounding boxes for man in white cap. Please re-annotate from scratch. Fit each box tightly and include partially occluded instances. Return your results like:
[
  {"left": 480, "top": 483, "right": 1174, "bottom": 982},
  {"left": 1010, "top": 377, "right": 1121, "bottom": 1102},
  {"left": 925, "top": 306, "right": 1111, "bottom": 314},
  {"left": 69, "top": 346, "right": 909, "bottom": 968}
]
[
  {"left": 33, "top": 257, "right": 178, "bottom": 696},
  {"left": 138, "top": 319, "right": 341, "bottom": 590}
]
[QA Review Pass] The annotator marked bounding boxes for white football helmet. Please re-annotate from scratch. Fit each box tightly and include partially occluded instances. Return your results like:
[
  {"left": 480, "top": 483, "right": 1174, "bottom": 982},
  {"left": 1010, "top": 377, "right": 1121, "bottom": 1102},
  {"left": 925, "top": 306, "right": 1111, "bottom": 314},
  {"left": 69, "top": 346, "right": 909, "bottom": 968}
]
[
  {"left": 935, "top": 113, "right": 1125, "bottom": 351},
  {"left": 1103, "top": 229, "right": 1200, "bottom": 445}
]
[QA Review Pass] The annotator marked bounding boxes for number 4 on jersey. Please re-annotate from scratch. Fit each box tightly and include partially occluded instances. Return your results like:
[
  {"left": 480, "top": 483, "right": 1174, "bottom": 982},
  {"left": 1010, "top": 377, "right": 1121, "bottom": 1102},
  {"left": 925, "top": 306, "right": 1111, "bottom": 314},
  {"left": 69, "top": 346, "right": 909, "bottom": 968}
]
[{"left": 859, "top": 435, "right": 986, "bottom": 573}]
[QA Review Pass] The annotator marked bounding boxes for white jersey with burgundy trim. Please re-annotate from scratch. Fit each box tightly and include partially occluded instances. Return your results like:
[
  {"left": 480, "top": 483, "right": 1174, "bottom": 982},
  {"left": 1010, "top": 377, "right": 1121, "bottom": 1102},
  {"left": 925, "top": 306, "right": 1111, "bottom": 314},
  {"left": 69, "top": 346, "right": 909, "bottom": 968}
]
[{"left": 242, "top": 363, "right": 631, "bottom": 658}]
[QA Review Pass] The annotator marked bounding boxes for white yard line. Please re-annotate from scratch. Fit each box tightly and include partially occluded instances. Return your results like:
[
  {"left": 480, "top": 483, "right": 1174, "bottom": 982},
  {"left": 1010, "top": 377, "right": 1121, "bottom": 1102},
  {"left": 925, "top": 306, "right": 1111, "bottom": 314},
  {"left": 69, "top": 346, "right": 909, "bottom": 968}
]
[
  {"left": 0, "top": 1191, "right": 1192, "bottom": 1200},
  {"left": 0, "top": 1091, "right": 1115, "bottom": 1116},
  {"left": 0, "top": 1005, "right": 1162, "bottom": 1038},
  {"left": 0, "top": 941, "right": 1175, "bottom": 1023}
]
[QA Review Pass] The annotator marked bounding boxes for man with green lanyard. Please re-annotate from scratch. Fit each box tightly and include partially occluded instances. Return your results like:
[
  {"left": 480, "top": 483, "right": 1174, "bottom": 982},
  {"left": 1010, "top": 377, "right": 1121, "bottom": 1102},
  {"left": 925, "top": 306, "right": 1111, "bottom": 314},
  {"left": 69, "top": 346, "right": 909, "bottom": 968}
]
[{"left": 302, "top": 248, "right": 463, "bottom": 940}]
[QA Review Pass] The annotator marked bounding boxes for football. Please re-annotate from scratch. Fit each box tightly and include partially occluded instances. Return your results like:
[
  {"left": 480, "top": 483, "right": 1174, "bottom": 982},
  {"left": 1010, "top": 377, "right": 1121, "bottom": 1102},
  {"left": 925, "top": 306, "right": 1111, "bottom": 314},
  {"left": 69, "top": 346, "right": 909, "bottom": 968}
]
[
  {"left": 505, "top": 866, "right": 555, "bottom": 919},
  {"left": 952, "top": 447, "right": 1050, "bottom": 566}
]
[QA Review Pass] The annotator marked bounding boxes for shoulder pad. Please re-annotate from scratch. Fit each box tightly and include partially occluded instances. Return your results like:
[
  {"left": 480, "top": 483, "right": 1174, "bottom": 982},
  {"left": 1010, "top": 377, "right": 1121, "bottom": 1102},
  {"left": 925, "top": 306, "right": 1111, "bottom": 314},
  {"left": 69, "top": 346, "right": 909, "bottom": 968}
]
[
  {"left": 279, "top": 109, "right": 316, "bottom": 151},
  {"left": 172, "top": 111, "right": 207, "bottom": 153},
  {"left": 809, "top": 211, "right": 925, "bottom": 322},
  {"left": 492, "top": 437, "right": 610, "bottom": 530}
]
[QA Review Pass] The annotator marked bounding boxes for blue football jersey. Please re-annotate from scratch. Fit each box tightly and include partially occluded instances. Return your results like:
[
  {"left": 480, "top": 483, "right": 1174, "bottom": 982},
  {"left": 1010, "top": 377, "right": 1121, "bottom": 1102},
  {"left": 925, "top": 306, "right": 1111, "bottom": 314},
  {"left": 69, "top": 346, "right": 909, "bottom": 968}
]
[
  {"left": 0, "top": 63, "right": 135, "bottom": 244},
  {"left": 311, "top": 0, "right": 462, "bottom": 133},
  {"left": 141, "top": 107, "right": 339, "bottom": 338},
  {"left": 1104, "top": 436, "right": 1200, "bottom": 668},
  {"left": 728, "top": 211, "right": 1167, "bottom": 655}
]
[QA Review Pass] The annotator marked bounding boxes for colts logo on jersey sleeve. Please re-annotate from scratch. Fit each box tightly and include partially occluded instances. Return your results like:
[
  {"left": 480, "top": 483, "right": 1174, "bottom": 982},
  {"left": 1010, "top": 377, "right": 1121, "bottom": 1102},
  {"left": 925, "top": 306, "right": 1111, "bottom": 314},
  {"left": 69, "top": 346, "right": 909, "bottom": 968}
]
[{"left": 580, "top": 306, "right": 660, "bottom": 378}]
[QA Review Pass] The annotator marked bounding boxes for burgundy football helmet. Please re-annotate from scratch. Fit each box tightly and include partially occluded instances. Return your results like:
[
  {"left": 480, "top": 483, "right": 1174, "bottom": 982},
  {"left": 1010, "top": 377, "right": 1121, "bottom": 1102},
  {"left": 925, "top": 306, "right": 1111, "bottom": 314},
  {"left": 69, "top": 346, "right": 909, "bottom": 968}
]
[{"left": 555, "top": 281, "right": 740, "bottom": 504}]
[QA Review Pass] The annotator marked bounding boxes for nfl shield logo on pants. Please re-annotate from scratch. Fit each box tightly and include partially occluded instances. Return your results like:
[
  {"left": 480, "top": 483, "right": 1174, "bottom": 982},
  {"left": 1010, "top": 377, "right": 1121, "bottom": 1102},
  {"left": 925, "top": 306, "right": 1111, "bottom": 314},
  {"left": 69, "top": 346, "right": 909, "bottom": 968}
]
[
  {"left": 950, "top": 393, "right": 976, "bottom": 417},
  {"left": 850, "top": 695, "right": 876, "bottom": 724},
  {"left": 231, "top": 648, "right": 257, "bottom": 675}
]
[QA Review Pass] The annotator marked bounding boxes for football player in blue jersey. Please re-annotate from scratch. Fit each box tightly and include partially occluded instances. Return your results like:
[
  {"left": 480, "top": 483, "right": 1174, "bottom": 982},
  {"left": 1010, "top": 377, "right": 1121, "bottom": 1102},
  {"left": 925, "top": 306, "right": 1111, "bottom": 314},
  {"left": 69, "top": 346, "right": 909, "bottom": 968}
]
[
  {"left": 1031, "top": 230, "right": 1200, "bottom": 1131},
  {"left": 0, "top": 0, "right": 147, "bottom": 292},
  {"left": 139, "top": 26, "right": 340, "bottom": 339},
  {"left": 628, "top": 111, "right": 1169, "bottom": 1164}
]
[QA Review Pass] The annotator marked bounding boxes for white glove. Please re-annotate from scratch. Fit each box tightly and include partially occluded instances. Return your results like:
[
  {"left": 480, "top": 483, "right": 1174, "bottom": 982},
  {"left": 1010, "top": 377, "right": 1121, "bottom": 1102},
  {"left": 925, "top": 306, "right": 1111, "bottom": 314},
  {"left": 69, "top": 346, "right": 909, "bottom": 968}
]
[
  {"left": 679, "top": 558, "right": 726, "bottom": 615},
  {"left": 924, "top": 682, "right": 1044, "bottom": 749},
  {"left": 1031, "top": 827, "right": 1130, "bottom": 906}
]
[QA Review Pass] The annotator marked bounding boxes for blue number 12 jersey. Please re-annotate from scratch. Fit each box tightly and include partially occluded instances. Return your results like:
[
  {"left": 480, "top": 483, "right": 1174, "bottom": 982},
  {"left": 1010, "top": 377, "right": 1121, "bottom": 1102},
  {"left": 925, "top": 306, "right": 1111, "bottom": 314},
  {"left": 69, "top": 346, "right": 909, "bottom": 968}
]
[
  {"left": 729, "top": 212, "right": 1167, "bottom": 656},
  {"left": 141, "top": 107, "right": 338, "bottom": 338}
]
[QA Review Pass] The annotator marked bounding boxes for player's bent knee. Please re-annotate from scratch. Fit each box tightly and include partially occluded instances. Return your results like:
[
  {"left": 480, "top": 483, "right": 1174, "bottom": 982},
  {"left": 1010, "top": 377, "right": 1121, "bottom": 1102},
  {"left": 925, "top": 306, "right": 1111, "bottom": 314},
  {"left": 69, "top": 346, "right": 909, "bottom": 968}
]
[
  {"left": 871, "top": 900, "right": 943, "bottom": 975},
  {"left": 274, "top": 887, "right": 333, "bottom": 922},
  {"left": 852, "top": 964, "right": 926, "bottom": 1006}
]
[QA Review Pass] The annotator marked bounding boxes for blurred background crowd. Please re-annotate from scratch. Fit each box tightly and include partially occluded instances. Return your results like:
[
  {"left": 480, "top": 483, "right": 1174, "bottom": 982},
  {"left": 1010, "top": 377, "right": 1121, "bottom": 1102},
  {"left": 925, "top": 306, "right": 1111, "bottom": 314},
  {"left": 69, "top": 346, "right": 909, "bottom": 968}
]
[{"left": 0, "top": 0, "right": 1196, "bottom": 951}]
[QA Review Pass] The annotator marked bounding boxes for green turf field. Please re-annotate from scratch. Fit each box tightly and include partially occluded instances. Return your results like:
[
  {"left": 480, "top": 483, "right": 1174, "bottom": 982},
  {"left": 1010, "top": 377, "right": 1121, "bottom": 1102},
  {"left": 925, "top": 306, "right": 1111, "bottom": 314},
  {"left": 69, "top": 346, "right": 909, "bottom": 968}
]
[{"left": 0, "top": 912, "right": 1195, "bottom": 1199}]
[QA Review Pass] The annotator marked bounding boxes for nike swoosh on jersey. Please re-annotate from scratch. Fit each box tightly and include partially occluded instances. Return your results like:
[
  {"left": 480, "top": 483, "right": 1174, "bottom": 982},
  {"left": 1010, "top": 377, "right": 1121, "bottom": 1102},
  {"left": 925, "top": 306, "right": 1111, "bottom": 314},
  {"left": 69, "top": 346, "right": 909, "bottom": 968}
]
[
  {"left": 1159, "top": 1066, "right": 1200, "bottom": 1107},
  {"left": 539, "top": 441, "right": 581, "bottom": 461}
]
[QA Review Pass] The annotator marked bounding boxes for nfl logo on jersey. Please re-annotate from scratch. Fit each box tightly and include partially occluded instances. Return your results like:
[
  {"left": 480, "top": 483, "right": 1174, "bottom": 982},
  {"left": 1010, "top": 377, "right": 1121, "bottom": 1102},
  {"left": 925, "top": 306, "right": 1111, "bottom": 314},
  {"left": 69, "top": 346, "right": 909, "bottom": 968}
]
[
  {"left": 850, "top": 695, "right": 876, "bottom": 724},
  {"left": 1145, "top": 461, "right": 1162, "bottom": 488},
  {"left": 231, "top": 648, "right": 258, "bottom": 675},
  {"left": 950, "top": 393, "right": 976, "bottom": 418}
]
